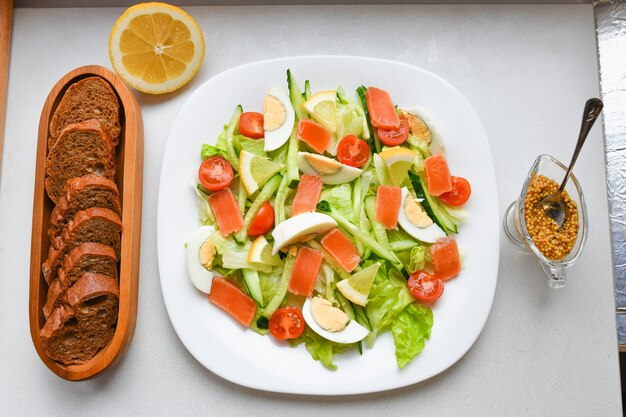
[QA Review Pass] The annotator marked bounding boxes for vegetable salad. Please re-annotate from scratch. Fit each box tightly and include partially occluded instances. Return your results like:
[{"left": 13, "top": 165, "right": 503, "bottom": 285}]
[{"left": 186, "top": 70, "right": 471, "bottom": 369}]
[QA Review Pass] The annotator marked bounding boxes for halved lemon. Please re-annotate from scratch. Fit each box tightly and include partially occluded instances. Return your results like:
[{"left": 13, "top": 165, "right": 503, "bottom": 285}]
[
  {"left": 379, "top": 147, "right": 417, "bottom": 186},
  {"left": 303, "top": 90, "right": 337, "bottom": 132},
  {"left": 247, "top": 236, "right": 283, "bottom": 266},
  {"left": 336, "top": 262, "right": 381, "bottom": 306},
  {"left": 109, "top": 2, "right": 205, "bottom": 94},
  {"left": 239, "top": 150, "right": 282, "bottom": 195}
]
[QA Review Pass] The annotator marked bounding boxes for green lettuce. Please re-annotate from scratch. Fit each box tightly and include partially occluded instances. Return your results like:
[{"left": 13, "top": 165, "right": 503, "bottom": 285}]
[
  {"left": 391, "top": 303, "right": 433, "bottom": 368},
  {"left": 201, "top": 128, "right": 230, "bottom": 160},
  {"left": 290, "top": 327, "right": 345, "bottom": 370},
  {"left": 192, "top": 184, "right": 215, "bottom": 226},
  {"left": 364, "top": 263, "right": 414, "bottom": 347},
  {"left": 209, "top": 233, "right": 272, "bottom": 273},
  {"left": 259, "top": 267, "right": 284, "bottom": 306},
  {"left": 320, "top": 183, "right": 353, "bottom": 220},
  {"left": 407, "top": 245, "right": 426, "bottom": 273},
  {"left": 336, "top": 87, "right": 369, "bottom": 140}
]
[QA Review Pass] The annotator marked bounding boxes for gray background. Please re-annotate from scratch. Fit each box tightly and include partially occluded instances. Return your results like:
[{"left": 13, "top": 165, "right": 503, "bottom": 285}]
[{"left": 0, "top": 4, "right": 620, "bottom": 416}]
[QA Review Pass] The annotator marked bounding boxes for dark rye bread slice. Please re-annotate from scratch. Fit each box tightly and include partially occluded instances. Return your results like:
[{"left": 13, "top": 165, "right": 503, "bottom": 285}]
[
  {"left": 48, "top": 175, "right": 121, "bottom": 240},
  {"left": 42, "top": 208, "right": 122, "bottom": 284},
  {"left": 49, "top": 76, "right": 121, "bottom": 147},
  {"left": 45, "top": 119, "right": 117, "bottom": 204},
  {"left": 43, "top": 243, "right": 118, "bottom": 318},
  {"left": 41, "top": 273, "right": 119, "bottom": 366}
]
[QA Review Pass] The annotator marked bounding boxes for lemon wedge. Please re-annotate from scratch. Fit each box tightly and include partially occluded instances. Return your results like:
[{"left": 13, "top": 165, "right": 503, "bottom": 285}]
[
  {"left": 239, "top": 150, "right": 282, "bottom": 195},
  {"left": 247, "top": 235, "right": 283, "bottom": 266},
  {"left": 109, "top": 2, "right": 205, "bottom": 94},
  {"left": 303, "top": 90, "right": 337, "bottom": 132},
  {"left": 379, "top": 147, "right": 417, "bottom": 186},
  {"left": 336, "top": 263, "right": 380, "bottom": 306}
]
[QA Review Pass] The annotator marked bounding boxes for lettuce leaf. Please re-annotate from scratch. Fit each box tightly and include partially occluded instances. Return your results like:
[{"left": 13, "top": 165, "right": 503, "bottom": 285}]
[
  {"left": 336, "top": 87, "right": 369, "bottom": 140},
  {"left": 391, "top": 303, "right": 433, "bottom": 368},
  {"left": 201, "top": 128, "right": 230, "bottom": 160},
  {"left": 259, "top": 267, "right": 284, "bottom": 306},
  {"left": 209, "top": 233, "right": 272, "bottom": 273},
  {"left": 290, "top": 327, "right": 345, "bottom": 370},
  {"left": 320, "top": 184, "right": 354, "bottom": 220},
  {"left": 364, "top": 263, "right": 414, "bottom": 347},
  {"left": 192, "top": 184, "right": 215, "bottom": 226},
  {"left": 406, "top": 245, "right": 426, "bottom": 273}
]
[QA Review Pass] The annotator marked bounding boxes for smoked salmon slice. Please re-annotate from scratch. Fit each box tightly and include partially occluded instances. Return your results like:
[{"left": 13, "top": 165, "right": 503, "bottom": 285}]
[
  {"left": 424, "top": 155, "right": 452, "bottom": 196},
  {"left": 431, "top": 236, "right": 461, "bottom": 281},
  {"left": 208, "top": 276, "right": 257, "bottom": 326},
  {"left": 297, "top": 119, "right": 332, "bottom": 154},
  {"left": 376, "top": 185, "right": 402, "bottom": 229},
  {"left": 291, "top": 174, "right": 323, "bottom": 216},
  {"left": 288, "top": 247, "right": 324, "bottom": 296},
  {"left": 320, "top": 228, "right": 360, "bottom": 272},
  {"left": 365, "top": 87, "right": 400, "bottom": 130},
  {"left": 208, "top": 188, "right": 244, "bottom": 236}
]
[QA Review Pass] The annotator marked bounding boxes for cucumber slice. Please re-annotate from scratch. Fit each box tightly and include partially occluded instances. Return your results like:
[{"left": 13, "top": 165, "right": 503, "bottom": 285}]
[
  {"left": 286, "top": 70, "right": 304, "bottom": 185},
  {"left": 234, "top": 174, "right": 282, "bottom": 242},
  {"left": 287, "top": 69, "right": 308, "bottom": 121},
  {"left": 242, "top": 269, "right": 264, "bottom": 307},
  {"left": 262, "top": 251, "right": 296, "bottom": 317},
  {"left": 364, "top": 196, "right": 389, "bottom": 246},
  {"left": 225, "top": 105, "right": 242, "bottom": 169},
  {"left": 356, "top": 86, "right": 381, "bottom": 153},
  {"left": 409, "top": 171, "right": 458, "bottom": 235}
]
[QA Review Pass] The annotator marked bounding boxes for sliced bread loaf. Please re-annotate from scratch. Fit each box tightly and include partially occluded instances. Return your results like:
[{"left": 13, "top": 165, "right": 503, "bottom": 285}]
[
  {"left": 41, "top": 273, "right": 119, "bottom": 365},
  {"left": 43, "top": 243, "right": 118, "bottom": 318},
  {"left": 45, "top": 119, "right": 116, "bottom": 204},
  {"left": 48, "top": 175, "right": 121, "bottom": 240},
  {"left": 49, "top": 76, "right": 121, "bottom": 147},
  {"left": 42, "top": 208, "right": 122, "bottom": 284}
]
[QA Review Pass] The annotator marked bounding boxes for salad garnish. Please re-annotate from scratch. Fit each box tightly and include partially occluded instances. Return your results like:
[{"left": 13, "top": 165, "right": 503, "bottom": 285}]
[{"left": 185, "top": 70, "right": 472, "bottom": 369}]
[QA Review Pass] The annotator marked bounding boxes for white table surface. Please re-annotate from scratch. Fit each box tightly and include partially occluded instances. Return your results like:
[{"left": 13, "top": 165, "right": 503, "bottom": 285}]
[{"left": 0, "top": 4, "right": 620, "bottom": 416}]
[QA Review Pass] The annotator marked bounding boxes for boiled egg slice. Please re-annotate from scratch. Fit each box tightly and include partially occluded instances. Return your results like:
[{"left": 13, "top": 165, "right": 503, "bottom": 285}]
[
  {"left": 302, "top": 296, "right": 369, "bottom": 344},
  {"left": 185, "top": 226, "right": 216, "bottom": 294},
  {"left": 298, "top": 152, "right": 362, "bottom": 185},
  {"left": 397, "top": 187, "right": 446, "bottom": 243},
  {"left": 264, "top": 87, "right": 295, "bottom": 152},
  {"left": 271, "top": 212, "right": 337, "bottom": 255}
]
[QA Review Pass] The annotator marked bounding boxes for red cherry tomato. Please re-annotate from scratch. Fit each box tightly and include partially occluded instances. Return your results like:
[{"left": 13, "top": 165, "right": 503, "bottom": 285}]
[
  {"left": 248, "top": 201, "right": 275, "bottom": 237},
  {"left": 439, "top": 176, "right": 472, "bottom": 206},
  {"left": 377, "top": 116, "right": 409, "bottom": 146},
  {"left": 198, "top": 156, "right": 234, "bottom": 191},
  {"left": 269, "top": 306, "right": 305, "bottom": 340},
  {"left": 238, "top": 112, "right": 264, "bottom": 139},
  {"left": 337, "top": 135, "right": 370, "bottom": 168},
  {"left": 407, "top": 271, "right": 444, "bottom": 303}
]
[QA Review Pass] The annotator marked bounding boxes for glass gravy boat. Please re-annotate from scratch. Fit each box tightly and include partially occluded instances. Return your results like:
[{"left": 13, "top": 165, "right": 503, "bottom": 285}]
[{"left": 503, "top": 154, "right": 588, "bottom": 288}]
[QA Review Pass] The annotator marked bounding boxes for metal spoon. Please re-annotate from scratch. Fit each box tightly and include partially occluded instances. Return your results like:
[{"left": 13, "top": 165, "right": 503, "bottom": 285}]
[{"left": 539, "top": 98, "right": 603, "bottom": 228}]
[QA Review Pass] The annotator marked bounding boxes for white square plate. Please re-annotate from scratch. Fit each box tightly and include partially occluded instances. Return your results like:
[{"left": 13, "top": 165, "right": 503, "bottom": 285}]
[{"left": 157, "top": 56, "right": 499, "bottom": 395}]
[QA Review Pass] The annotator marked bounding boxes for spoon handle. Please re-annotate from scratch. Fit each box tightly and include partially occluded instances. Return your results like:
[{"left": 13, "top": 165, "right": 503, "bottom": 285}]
[{"left": 558, "top": 98, "right": 604, "bottom": 193}]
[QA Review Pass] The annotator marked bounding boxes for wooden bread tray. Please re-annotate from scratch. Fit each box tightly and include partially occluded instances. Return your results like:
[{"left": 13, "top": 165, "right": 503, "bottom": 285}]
[{"left": 29, "top": 65, "right": 143, "bottom": 380}]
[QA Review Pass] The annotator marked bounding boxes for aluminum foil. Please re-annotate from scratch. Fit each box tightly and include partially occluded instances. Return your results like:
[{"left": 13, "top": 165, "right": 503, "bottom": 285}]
[{"left": 594, "top": 0, "right": 626, "bottom": 345}]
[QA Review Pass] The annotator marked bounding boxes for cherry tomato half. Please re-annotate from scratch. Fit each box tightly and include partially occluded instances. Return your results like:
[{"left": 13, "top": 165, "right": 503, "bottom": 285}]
[
  {"left": 337, "top": 135, "right": 370, "bottom": 168},
  {"left": 407, "top": 271, "right": 444, "bottom": 303},
  {"left": 238, "top": 112, "right": 264, "bottom": 139},
  {"left": 439, "top": 176, "right": 472, "bottom": 206},
  {"left": 269, "top": 306, "right": 305, "bottom": 340},
  {"left": 198, "top": 156, "right": 234, "bottom": 191},
  {"left": 248, "top": 201, "right": 275, "bottom": 237},
  {"left": 377, "top": 116, "right": 409, "bottom": 146}
]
